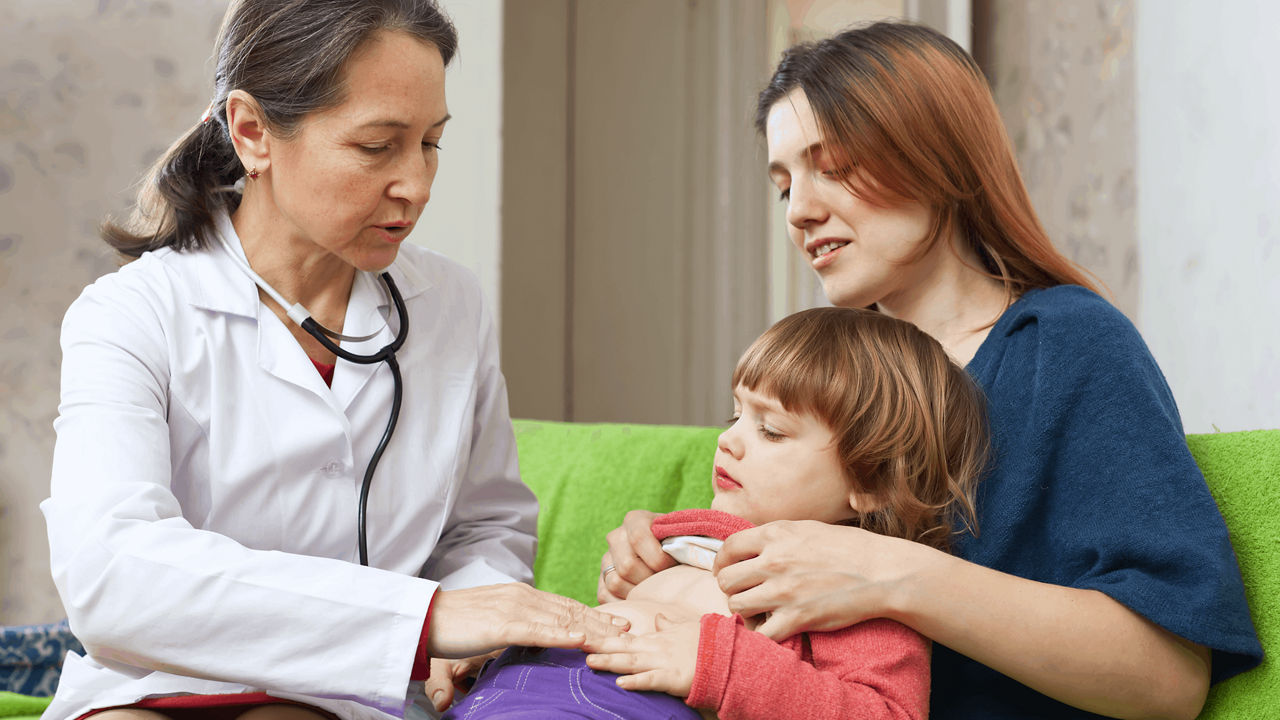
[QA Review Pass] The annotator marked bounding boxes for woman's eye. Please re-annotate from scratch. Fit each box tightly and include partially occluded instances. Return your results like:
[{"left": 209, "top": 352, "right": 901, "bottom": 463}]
[
  {"left": 360, "top": 144, "right": 390, "bottom": 154},
  {"left": 820, "top": 163, "right": 855, "bottom": 179},
  {"left": 423, "top": 141, "right": 443, "bottom": 151}
]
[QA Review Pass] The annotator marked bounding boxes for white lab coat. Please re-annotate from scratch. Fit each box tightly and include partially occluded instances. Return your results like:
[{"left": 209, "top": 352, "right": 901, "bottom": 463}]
[{"left": 40, "top": 213, "right": 538, "bottom": 720}]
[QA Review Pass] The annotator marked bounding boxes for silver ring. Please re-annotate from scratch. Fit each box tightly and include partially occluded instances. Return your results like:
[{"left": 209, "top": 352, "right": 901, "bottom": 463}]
[{"left": 602, "top": 564, "right": 617, "bottom": 578}]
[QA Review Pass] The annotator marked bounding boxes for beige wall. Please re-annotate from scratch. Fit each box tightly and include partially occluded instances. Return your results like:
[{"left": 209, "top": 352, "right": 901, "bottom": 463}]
[
  {"left": 500, "top": 0, "right": 773, "bottom": 426},
  {"left": 975, "top": 0, "right": 1139, "bottom": 320},
  {"left": 1136, "top": 2, "right": 1280, "bottom": 432},
  {"left": 0, "top": 0, "right": 230, "bottom": 626}
]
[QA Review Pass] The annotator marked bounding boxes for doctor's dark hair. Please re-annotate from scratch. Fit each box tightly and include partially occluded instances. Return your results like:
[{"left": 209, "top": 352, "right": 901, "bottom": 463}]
[
  {"left": 731, "top": 307, "right": 987, "bottom": 552},
  {"left": 102, "top": 0, "right": 457, "bottom": 260},
  {"left": 756, "top": 22, "right": 1101, "bottom": 302}
]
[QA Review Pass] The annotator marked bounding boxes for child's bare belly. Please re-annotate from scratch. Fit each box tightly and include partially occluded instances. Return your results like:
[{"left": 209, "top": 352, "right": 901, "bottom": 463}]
[{"left": 602, "top": 564, "right": 732, "bottom": 635}]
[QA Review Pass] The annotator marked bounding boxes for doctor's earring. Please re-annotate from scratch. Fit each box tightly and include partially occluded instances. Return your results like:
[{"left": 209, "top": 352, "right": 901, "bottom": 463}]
[{"left": 247, "top": 166, "right": 260, "bottom": 180}]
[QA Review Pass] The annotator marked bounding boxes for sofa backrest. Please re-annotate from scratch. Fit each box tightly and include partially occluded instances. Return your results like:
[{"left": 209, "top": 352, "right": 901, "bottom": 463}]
[
  {"left": 1185, "top": 430, "right": 1278, "bottom": 717},
  {"left": 514, "top": 420, "right": 718, "bottom": 605},
  {"left": 513, "top": 420, "right": 1278, "bottom": 717}
]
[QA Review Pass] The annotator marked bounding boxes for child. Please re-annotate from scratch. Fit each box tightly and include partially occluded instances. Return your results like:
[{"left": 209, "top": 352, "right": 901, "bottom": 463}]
[{"left": 441, "top": 307, "right": 988, "bottom": 720}]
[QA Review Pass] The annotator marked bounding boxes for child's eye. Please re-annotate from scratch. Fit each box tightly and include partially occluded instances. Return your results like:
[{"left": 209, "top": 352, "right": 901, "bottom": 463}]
[
  {"left": 758, "top": 424, "right": 785, "bottom": 441},
  {"left": 725, "top": 413, "right": 740, "bottom": 425},
  {"left": 777, "top": 188, "right": 790, "bottom": 202}
]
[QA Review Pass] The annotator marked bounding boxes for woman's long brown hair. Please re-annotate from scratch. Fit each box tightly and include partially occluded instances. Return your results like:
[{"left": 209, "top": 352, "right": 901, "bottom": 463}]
[
  {"left": 756, "top": 21, "right": 1100, "bottom": 298},
  {"left": 733, "top": 307, "right": 987, "bottom": 552}
]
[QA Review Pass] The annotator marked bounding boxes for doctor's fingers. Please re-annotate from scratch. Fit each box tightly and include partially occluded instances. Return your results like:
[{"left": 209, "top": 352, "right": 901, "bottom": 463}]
[
  {"left": 503, "top": 587, "right": 632, "bottom": 645},
  {"left": 429, "top": 584, "right": 626, "bottom": 657}
]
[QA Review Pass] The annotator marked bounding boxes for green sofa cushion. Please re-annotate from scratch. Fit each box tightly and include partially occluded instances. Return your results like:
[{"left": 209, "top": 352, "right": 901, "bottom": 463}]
[
  {"left": 515, "top": 420, "right": 1277, "bottom": 717},
  {"left": 0, "top": 691, "right": 49, "bottom": 720},
  {"left": 513, "top": 420, "right": 719, "bottom": 606},
  {"left": 1187, "top": 430, "right": 1279, "bottom": 718}
]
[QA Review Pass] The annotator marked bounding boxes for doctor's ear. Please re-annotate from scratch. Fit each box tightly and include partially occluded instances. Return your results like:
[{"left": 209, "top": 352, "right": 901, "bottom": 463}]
[{"left": 225, "top": 90, "right": 272, "bottom": 177}]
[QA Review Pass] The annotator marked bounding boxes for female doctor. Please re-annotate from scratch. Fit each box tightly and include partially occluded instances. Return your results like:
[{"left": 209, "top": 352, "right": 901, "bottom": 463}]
[{"left": 40, "top": 3, "right": 622, "bottom": 720}]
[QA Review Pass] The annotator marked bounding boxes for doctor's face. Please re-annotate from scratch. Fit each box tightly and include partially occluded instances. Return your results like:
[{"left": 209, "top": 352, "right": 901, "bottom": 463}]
[
  {"left": 265, "top": 30, "right": 449, "bottom": 272},
  {"left": 765, "top": 90, "right": 937, "bottom": 310}
]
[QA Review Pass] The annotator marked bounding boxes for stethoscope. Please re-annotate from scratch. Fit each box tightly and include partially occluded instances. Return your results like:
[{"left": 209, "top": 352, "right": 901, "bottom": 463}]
[{"left": 215, "top": 227, "right": 408, "bottom": 567}]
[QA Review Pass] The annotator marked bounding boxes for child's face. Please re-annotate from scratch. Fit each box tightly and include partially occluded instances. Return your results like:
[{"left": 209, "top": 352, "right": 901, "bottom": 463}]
[{"left": 711, "top": 384, "right": 858, "bottom": 525}]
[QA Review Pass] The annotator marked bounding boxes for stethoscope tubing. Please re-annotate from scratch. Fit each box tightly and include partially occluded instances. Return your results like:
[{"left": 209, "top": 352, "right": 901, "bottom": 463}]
[
  {"left": 302, "top": 273, "right": 408, "bottom": 566},
  {"left": 214, "top": 219, "right": 409, "bottom": 567}
]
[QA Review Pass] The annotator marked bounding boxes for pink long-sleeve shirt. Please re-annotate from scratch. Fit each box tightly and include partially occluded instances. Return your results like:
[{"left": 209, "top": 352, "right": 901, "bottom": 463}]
[{"left": 651, "top": 509, "right": 930, "bottom": 720}]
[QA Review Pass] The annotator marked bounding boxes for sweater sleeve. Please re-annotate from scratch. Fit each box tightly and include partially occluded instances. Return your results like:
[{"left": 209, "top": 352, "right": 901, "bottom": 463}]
[
  {"left": 956, "top": 286, "right": 1261, "bottom": 688},
  {"left": 686, "top": 614, "right": 929, "bottom": 720}
]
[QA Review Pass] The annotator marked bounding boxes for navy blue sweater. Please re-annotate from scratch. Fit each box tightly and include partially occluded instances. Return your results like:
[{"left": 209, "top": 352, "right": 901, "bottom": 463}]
[{"left": 931, "top": 286, "right": 1262, "bottom": 718}]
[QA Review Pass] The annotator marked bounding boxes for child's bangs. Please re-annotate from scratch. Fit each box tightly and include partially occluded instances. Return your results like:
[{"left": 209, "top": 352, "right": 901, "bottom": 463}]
[{"left": 730, "top": 318, "right": 852, "bottom": 423}]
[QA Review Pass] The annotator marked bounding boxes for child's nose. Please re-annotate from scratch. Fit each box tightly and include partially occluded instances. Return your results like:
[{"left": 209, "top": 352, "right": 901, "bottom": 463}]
[{"left": 717, "top": 424, "right": 744, "bottom": 459}]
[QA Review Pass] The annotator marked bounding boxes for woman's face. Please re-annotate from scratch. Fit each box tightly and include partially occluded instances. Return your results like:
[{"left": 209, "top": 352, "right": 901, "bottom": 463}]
[
  {"left": 265, "top": 30, "right": 449, "bottom": 272},
  {"left": 765, "top": 90, "right": 936, "bottom": 310},
  {"left": 711, "top": 384, "right": 857, "bottom": 526}
]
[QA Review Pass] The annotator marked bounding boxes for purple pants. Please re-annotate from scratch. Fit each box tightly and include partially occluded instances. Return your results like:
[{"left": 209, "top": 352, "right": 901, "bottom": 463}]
[{"left": 441, "top": 647, "right": 700, "bottom": 720}]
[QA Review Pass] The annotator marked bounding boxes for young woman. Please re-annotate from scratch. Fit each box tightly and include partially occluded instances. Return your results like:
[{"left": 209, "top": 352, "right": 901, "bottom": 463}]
[
  {"left": 600, "top": 22, "right": 1262, "bottom": 720},
  {"left": 440, "top": 307, "right": 988, "bottom": 719},
  {"left": 41, "top": 4, "right": 620, "bottom": 720}
]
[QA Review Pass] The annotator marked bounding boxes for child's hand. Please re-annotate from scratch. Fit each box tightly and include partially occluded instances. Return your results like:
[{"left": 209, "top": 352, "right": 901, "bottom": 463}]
[
  {"left": 583, "top": 613, "right": 701, "bottom": 697},
  {"left": 423, "top": 652, "right": 496, "bottom": 712}
]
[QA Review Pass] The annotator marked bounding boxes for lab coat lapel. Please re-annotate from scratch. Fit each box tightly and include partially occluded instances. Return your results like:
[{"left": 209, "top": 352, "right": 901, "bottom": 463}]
[
  {"left": 182, "top": 215, "right": 347, "bottom": 413},
  {"left": 193, "top": 213, "right": 343, "bottom": 415},
  {"left": 255, "top": 304, "right": 348, "bottom": 417}
]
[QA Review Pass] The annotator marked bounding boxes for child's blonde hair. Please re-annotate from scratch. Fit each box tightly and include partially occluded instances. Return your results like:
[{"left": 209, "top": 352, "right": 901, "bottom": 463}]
[{"left": 732, "top": 307, "right": 986, "bottom": 551}]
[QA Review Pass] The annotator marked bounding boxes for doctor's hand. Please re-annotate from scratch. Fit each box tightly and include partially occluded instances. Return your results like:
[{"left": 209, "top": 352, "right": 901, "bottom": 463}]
[
  {"left": 712, "top": 520, "right": 926, "bottom": 641},
  {"left": 598, "top": 510, "right": 676, "bottom": 603},
  {"left": 428, "top": 583, "right": 629, "bottom": 659}
]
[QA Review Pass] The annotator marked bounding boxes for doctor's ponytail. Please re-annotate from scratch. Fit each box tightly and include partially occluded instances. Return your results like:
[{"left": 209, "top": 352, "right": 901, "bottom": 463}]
[{"left": 101, "top": 0, "right": 458, "bottom": 261}]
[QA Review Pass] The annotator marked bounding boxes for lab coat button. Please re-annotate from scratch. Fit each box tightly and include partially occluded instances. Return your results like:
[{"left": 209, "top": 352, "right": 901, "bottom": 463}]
[{"left": 323, "top": 461, "right": 343, "bottom": 476}]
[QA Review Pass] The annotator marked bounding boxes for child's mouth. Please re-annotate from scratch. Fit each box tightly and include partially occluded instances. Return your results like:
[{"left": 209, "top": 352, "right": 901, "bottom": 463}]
[{"left": 714, "top": 466, "right": 741, "bottom": 490}]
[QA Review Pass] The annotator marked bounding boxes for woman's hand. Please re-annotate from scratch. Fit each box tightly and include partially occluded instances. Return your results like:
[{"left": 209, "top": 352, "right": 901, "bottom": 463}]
[
  {"left": 428, "top": 583, "right": 628, "bottom": 659},
  {"left": 598, "top": 510, "right": 677, "bottom": 603},
  {"left": 423, "top": 653, "right": 494, "bottom": 712},
  {"left": 583, "top": 614, "right": 701, "bottom": 697},
  {"left": 716, "top": 520, "right": 1213, "bottom": 719},
  {"left": 712, "top": 520, "right": 919, "bottom": 640}
]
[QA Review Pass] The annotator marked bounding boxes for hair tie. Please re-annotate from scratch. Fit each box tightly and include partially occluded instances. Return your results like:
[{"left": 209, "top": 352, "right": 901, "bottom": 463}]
[{"left": 200, "top": 100, "right": 218, "bottom": 124}]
